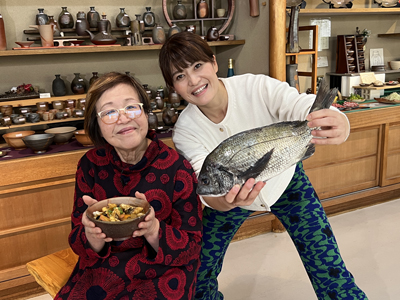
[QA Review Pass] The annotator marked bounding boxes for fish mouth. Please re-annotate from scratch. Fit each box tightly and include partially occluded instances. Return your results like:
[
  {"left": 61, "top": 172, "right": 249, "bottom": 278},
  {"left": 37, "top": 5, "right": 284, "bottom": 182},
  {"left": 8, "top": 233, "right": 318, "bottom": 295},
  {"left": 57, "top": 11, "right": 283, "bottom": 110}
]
[
  {"left": 117, "top": 126, "right": 136, "bottom": 134},
  {"left": 192, "top": 84, "right": 208, "bottom": 96}
]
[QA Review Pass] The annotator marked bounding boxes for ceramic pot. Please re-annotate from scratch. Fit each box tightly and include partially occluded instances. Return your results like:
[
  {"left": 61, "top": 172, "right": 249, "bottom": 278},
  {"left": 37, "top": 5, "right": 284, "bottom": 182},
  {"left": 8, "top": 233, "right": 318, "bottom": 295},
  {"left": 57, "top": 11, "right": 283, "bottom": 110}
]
[
  {"left": 18, "top": 107, "right": 32, "bottom": 115},
  {"left": 27, "top": 113, "right": 40, "bottom": 123},
  {"left": 197, "top": 0, "right": 209, "bottom": 18},
  {"left": 0, "top": 14, "right": 6, "bottom": 51},
  {"left": 47, "top": 16, "right": 61, "bottom": 36},
  {"left": 148, "top": 111, "right": 158, "bottom": 130},
  {"left": 76, "top": 98, "right": 86, "bottom": 109},
  {"left": 155, "top": 92, "right": 164, "bottom": 109},
  {"left": 116, "top": 8, "right": 131, "bottom": 27},
  {"left": 169, "top": 89, "right": 180, "bottom": 108},
  {"left": 36, "top": 8, "right": 49, "bottom": 25},
  {"left": 143, "top": 7, "right": 155, "bottom": 27},
  {"left": 1, "top": 116, "right": 11, "bottom": 126},
  {"left": 52, "top": 100, "right": 64, "bottom": 110},
  {"left": 157, "top": 87, "right": 165, "bottom": 100},
  {"left": 73, "top": 109, "right": 84, "bottom": 117},
  {"left": 185, "top": 25, "right": 196, "bottom": 34},
  {"left": 89, "top": 72, "right": 99, "bottom": 86},
  {"left": 142, "top": 84, "right": 153, "bottom": 101},
  {"left": 65, "top": 99, "right": 76, "bottom": 108},
  {"left": 29, "top": 24, "right": 54, "bottom": 47},
  {"left": 162, "top": 104, "right": 178, "bottom": 126},
  {"left": 36, "top": 101, "right": 49, "bottom": 111},
  {"left": 87, "top": 7, "right": 100, "bottom": 28},
  {"left": 12, "top": 116, "right": 26, "bottom": 125},
  {"left": 86, "top": 14, "right": 117, "bottom": 45},
  {"left": 173, "top": 1, "right": 187, "bottom": 20},
  {"left": 152, "top": 24, "right": 166, "bottom": 44},
  {"left": 168, "top": 24, "right": 182, "bottom": 38},
  {"left": 207, "top": 26, "right": 219, "bottom": 41},
  {"left": 71, "top": 73, "right": 86, "bottom": 94},
  {"left": 0, "top": 105, "right": 13, "bottom": 116},
  {"left": 322, "top": 0, "right": 353, "bottom": 8},
  {"left": 58, "top": 7, "right": 74, "bottom": 29},
  {"left": 52, "top": 74, "right": 67, "bottom": 96},
  {"left": 76, "top": 12, "right": 90, "bottom": 36}
]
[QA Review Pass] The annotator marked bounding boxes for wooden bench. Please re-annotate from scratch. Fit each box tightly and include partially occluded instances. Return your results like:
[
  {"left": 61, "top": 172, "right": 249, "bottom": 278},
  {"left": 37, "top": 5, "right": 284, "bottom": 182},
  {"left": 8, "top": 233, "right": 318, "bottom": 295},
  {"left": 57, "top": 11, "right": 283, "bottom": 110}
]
[{"left": 26, "top": 248, "right": 78, "bottom": 298}]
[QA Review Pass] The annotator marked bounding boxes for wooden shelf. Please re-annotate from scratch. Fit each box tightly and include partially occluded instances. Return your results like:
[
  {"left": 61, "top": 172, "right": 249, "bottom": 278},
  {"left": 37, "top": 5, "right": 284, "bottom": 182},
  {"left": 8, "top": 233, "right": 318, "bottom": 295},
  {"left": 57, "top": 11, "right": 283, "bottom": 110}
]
[
  {"left": 286, "top": 50, "right": 317, "bottom": 56},
  {"left": 0, "top": 94, "right": 86, "bottom": 107},
  {"left": 353, "top": 84, "right": 400, "bottom": 90},
  {"left": 0, "top": 40, "right": 245, "bottom": 57},
  {"left": 378, "top": 33, "right": 400, "bottom": 37},
  {"left": 299, "top": 8, "right": 400, "bottom": 16},
  {"left": 0, "top": 117, "right": 84, "bottom": 130}
]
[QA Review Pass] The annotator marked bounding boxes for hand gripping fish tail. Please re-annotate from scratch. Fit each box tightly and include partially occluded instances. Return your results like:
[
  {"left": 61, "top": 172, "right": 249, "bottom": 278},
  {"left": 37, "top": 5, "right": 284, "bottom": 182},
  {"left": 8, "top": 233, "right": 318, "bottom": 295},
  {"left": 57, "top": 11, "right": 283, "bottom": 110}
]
[
  {"left": 196, "top": 78, "right": 339, "bottom": 197},
  {"left": 309, "top": 78, "right": 338, "bottom": 113}
]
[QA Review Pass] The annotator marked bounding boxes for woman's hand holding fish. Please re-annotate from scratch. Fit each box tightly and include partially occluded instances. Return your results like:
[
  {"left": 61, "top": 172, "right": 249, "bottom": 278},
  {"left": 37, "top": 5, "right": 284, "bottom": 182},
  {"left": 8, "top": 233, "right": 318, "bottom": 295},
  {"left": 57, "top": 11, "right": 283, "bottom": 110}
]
[
  {"left": 82, "top": 195, "right": 113, "bottom": 253},
  {"left": 204, "top": 179, "right": 266, "bottom": 211},
  {"left": 307, "top": 109, "right": 350, "bottom": 145}
]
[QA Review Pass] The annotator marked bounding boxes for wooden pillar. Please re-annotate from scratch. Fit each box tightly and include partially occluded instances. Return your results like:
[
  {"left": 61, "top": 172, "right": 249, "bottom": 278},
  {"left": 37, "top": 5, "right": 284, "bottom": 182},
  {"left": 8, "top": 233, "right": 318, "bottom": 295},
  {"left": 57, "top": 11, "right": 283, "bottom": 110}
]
[{"left": 269, "top": 0, "right": 286, "bottom": 81}]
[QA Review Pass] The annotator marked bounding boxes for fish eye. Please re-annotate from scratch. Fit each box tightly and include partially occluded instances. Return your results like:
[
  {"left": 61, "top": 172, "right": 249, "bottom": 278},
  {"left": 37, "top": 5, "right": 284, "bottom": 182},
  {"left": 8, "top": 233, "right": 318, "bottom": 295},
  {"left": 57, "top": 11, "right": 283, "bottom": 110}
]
[{"left": 201, "top": 178, "right": 210, "bottom": 186}]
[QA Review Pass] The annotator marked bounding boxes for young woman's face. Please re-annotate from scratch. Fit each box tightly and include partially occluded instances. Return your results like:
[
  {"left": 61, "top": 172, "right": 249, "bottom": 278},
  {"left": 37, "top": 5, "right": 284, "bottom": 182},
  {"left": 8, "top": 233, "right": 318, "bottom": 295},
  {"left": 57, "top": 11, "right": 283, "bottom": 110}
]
[
  {"left": 96, "top": 83, "right": 148, "bottom": 153},
  {"left": 171, "top": 58, "right": 219, "bottom": 107}
]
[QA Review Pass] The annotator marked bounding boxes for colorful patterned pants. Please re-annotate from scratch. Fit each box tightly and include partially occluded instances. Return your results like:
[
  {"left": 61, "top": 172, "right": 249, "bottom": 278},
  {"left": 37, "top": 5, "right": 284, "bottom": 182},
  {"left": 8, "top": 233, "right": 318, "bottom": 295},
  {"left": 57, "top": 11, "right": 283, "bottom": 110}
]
[{"left": 194, "top": 163, "right": 368, "bottom": 300}]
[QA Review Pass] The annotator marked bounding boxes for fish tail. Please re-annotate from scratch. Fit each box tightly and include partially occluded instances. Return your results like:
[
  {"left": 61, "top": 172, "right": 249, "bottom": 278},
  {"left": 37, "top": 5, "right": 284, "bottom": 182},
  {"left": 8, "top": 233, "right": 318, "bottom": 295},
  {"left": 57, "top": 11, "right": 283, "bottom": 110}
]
[{"left": 309, "top": 78, "right": 338, "bottom": 113}]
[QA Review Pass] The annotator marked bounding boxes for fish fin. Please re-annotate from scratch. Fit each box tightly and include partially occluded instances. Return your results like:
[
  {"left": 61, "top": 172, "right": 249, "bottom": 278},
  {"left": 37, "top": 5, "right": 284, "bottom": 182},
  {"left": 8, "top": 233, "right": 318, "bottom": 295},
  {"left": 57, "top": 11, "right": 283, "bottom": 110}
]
[
  {"left": 309, "top": 78, "right": 338, "bottom": 113},
  {"left": 300, "top": 144, "right": 315, "bottom": 161},
  {"left": 238, "top": 148, "right": 274, "bottom": 181}
]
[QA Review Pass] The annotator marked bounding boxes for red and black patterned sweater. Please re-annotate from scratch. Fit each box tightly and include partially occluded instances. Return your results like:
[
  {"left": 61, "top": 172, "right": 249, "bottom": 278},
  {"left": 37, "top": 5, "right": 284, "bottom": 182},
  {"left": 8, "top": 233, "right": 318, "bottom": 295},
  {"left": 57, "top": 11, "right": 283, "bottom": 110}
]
[{"left": 55, "top": 131, "right": 202, "bottom": 300}]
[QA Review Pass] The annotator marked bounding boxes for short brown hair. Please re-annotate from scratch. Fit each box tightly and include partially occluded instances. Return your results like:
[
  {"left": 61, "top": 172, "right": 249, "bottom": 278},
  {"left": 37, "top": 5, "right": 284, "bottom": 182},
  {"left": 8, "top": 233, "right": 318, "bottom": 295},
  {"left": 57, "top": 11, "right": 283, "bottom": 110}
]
[
  {"left": 84, "top": 72, "right": 150, "bottom": 147},
  {"left": 159, "top": 32, "right": 215, "bottom": 88}
]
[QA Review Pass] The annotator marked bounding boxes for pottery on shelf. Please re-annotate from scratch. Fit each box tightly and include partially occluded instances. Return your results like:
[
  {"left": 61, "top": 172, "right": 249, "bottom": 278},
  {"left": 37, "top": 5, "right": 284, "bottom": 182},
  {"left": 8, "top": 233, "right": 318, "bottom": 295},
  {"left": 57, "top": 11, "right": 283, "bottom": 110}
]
[
  {"left": 322, "top": 0, "right": 353, "bottom": 8},
  {"left": 197, "top": 0, "right": 209, "bottom": 18},
  {"left": 169, "top": 89, "right": 180, "bottom": 108},
  {"left": 15, "top": 41, "right": 34, "bottom": 48},
  {"left": 76, "top": 11, "right": 90, "bottom": 36},
  {"left": 52, "top": 74, "right": 67, "bottom": 96},
  {"left": 47, "top": 16, "right": 61, "bottom": 36},
  {"left": 87, "top": 7, "right": 100, "bottom": 28},
  {"left": 162, "top": 103, "right": 178, "bottom": 126},
  {"left": 29, "top": 24, "right": 54, "bottom": 47},
  {"left": 173, "top": 0, "right": 187, "bottom": 20},
  {"left": 148, "top": 110, "right": 158, "bottom": 130},
  {"left": 168, "top": 24, "right": 182, "bottom": 38},
  {"left": 0, "top": 14, "right": 6, "bottom": 51},
  {"left": 36, "top": 8, "right": 49, "bottom": 26},
  {"left": 58, "top": 7, "right": 74, "bottom": 29},
  {"left": 89, "top": 72, "right": 99, "bottom": 86},
  {"left": 207, "top": 26, "right": 219, "bottom": 41},
  {"left": 152, "top": 24, "right": 166, "bottom": 44},
  {"left": 86, "top": 14, "right": 117, "bottom": 45},
  {"left": 116, "top": 8, "right": 131, "bottom": 28},
  {"left": 143, "top": 7, "right": 155, "bottom": 27},
  {"left": 71, "top": 73, "right": 86, "bottom": 94}
]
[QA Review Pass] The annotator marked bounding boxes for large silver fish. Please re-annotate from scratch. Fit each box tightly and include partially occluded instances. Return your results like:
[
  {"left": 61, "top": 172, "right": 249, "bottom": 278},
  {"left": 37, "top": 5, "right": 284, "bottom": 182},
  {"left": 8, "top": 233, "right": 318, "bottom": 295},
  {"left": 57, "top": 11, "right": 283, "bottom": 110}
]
[{"left": 196, "top": 79, "right": 338, "bottom": 196}]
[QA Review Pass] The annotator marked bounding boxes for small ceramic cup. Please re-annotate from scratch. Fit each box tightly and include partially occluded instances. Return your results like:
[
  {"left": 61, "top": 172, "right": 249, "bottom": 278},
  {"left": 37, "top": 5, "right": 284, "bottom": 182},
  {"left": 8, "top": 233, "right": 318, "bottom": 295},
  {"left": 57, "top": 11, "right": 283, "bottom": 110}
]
[
  {"left": 217, "top": 8, "right": 226, "bottom": 17},
  {"left": 43, "top": 111, "right": 50, "bottom": 121},
  {"left": 36, "top": 101, "right": 49, "bottom": 111}
]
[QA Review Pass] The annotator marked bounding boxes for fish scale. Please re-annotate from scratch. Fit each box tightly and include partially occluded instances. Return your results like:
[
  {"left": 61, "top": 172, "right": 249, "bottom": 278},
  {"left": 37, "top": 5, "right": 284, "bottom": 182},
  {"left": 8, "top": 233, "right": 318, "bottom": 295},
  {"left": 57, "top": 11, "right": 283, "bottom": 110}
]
[{"left": 196, "top": 78, "right": 338, "bottom": 196}]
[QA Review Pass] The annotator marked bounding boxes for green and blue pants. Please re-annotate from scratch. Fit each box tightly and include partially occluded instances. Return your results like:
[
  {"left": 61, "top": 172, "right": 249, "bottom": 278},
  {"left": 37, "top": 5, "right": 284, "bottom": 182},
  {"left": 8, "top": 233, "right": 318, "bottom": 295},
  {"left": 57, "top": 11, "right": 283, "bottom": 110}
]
[{"left": 195, "top": 163, "right": 368, "bottom": 300}]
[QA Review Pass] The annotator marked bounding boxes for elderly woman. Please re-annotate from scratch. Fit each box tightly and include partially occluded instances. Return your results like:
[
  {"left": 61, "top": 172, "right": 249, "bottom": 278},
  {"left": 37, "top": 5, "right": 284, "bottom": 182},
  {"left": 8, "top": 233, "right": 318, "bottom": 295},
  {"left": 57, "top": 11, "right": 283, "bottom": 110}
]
[{"left": 54, "top": 72, "right": 202, "bottom": 300}]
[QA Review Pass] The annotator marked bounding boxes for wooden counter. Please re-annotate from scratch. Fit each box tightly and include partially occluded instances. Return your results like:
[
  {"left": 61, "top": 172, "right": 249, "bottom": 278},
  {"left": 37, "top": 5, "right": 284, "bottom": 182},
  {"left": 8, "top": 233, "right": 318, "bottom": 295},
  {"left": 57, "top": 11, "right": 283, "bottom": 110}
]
[{"left": 1, "top": 106, "right": 400, "bottom": 298}]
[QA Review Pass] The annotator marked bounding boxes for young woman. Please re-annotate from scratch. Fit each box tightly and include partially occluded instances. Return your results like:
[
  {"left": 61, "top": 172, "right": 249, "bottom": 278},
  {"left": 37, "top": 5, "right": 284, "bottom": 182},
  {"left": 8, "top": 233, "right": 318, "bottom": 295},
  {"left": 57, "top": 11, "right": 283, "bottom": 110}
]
[{"left": 159, "top": 32, "right": 368, "bottom": 300}]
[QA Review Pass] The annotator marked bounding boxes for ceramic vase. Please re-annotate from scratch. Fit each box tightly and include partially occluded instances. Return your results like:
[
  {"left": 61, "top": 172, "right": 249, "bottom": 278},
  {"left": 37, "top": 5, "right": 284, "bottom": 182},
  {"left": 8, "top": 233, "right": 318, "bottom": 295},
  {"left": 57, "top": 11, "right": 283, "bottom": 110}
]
[
  {"left": 58, "top": 7, "right": 74, "bottom": 29},
  {"left": 89, "top": 72, "right": 99, "bottom": 86},
  {"left": 148, "top": 110, "right": 158, "bottom": 130},
  {"left": 52, "top": 75, "right": 67, "bottom": 96},
  {"left": 169, "top": 89, "right": 180, "bottom": 108},
  {"left": 207, "top": 26, "right": 219, "bottom": 41},
  {"left": 197, "top": 0, "right": 209, "bottom": 18},
  {"left": 142, "top": 84, "right": 153, "bottom": 101},
  {"left": 116, "top": 8, "right": 131, "bottom": 27},
  {"left": 48, "top": 16, "right": 60, "bottom": 36},
  {"left": 162, "top": 103, "right": 178, "bottom": 125},
  {"left": 71, "top": 73, "right": 86, "bottom": 94},
  {"left": 87, "top": 7, "right": 100, "bottom": 28},
  {"left": 0, "top": 14, "right": 6, "bottom": 50},
  {"left": 36, "top": 8, "right": 49, "bottom": 25},
  {"left": 155, "top": 91, "right": 164, "bottom": 109},
  {"left": 168, "top": 24, "right": 182, "bottom": 38},
  {"left": 173, "top": 1, "right": 187, "bottom": 20},
  {"left": 76, "top": 12, "right": 90, "bottom": 36},
  {"left": 152, "top": 24, "right": 166, "bottom": 44},
  {"left": 143, "top": 7, "right": 155, "bottom": 27},
  {"left": 86, "top": 14, "right": 116, "bottom": 45}
]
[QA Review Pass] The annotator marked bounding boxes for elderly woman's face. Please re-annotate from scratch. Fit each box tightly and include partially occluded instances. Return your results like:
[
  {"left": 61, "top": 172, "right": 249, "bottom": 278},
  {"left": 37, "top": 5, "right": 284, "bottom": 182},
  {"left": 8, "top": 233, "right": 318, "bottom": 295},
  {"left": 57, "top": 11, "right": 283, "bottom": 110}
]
[{"left": 96, "top": 83, "right": 148, "bottom": 152}]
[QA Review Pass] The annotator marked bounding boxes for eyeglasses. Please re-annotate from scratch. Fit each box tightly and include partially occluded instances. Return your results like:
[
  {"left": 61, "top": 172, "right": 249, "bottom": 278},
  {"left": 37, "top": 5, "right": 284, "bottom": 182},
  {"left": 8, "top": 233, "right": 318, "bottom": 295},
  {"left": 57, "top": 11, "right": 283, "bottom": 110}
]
[{"left": 97, "top": 103, "right": 144, "bottom": 124}]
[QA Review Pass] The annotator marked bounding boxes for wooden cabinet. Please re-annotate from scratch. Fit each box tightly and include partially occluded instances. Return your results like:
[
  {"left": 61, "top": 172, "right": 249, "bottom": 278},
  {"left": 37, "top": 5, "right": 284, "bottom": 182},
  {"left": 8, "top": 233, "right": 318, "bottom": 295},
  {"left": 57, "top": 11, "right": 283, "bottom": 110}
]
[{"left": 336, "top": 35, "right": 366, "bottom": 74}]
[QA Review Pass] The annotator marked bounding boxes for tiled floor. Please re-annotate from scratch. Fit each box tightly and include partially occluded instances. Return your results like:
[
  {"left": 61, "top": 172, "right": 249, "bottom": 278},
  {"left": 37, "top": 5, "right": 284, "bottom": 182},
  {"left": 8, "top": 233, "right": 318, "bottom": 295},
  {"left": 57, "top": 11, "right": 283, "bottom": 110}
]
[{"left": 28, "top": 198, "right": 400, "bottom": 300}]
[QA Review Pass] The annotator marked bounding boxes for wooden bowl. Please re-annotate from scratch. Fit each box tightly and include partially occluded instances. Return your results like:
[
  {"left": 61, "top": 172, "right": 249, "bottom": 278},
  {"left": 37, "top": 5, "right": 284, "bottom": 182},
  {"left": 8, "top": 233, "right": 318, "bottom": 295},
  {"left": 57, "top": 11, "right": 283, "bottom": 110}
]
[
  {"left": 2, "top": 130, "right": 35, "bottom": 150},
  {"left": 86, "top": 197, "right": 151, "bottom": 241},
  {"left": 74, "top": 129, "right": 93, "bottom": 147}
]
